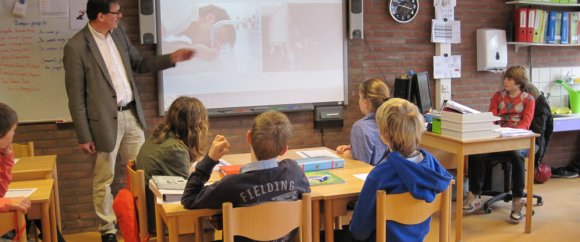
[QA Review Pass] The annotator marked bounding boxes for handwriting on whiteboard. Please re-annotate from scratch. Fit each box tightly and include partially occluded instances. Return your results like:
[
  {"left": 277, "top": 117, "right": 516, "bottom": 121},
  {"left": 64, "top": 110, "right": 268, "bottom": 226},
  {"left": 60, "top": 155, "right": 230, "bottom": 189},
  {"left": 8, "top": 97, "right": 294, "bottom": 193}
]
[{"left": 0, "top": 20, "right": 65, "bottom": 93}]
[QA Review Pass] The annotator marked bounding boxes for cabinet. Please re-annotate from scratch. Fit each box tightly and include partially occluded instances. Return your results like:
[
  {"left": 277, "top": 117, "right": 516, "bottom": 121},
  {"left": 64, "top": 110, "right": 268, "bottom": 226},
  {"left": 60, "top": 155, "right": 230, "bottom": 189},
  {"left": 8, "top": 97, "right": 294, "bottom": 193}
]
[{"left": 506, "top": 1, "right": 580, "bottom": 52}]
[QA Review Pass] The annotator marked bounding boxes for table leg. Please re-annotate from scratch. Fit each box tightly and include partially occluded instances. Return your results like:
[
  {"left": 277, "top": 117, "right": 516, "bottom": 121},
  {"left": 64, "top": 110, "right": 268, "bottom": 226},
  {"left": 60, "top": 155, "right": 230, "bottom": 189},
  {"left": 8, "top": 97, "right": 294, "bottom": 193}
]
[
  {"left": 41, "top": 202, "right": 52, "bottom": 242},
  {"left": 50, "top": 193, "right": 57, "bottom": 242},
  {"left": 323, "top": 200, "right": 334, "bottom": 242},
  {"left": 526, "top": 137, "right": 536, "bottom": 233},
  {"left": 168, "top": 217, "right": 179, "bottom": 242},
  {"left": 312, "top": 200, "right": 320, "bottom": 242},
  {"left": 53, "top": 167, "right": 62, "bottom": 231},
  {"left": 455, "top": 151, "right": 465, "bottom": 242},
  {"left": 195, "top": 217, "right": 203, "bottom": 242},
  {"left": 155, "top": 204, "right": 166, "bottom": 242}
]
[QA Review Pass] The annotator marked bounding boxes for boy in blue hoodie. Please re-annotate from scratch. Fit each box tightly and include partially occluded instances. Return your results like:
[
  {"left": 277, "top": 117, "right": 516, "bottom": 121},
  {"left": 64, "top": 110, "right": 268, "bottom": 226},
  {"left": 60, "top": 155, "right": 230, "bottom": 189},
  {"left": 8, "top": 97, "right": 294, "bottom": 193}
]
[{"left": 349, "top": 98, "right": 453, "bottom": 242}]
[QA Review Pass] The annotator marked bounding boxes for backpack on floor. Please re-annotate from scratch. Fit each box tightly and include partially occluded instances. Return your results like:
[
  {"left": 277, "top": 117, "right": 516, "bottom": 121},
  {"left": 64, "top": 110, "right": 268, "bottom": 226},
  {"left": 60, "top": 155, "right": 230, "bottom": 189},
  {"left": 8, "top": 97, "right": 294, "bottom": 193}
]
[{"left": 534, "top": 163, "right": 551, "bottom": 184}]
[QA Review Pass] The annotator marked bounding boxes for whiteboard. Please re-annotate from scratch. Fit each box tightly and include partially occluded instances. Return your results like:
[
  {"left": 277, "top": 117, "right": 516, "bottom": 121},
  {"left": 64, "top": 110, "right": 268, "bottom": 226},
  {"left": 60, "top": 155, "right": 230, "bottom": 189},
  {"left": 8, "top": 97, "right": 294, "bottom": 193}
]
[{"left": 0, "top": 0, "right": 86, "bottom": 123}]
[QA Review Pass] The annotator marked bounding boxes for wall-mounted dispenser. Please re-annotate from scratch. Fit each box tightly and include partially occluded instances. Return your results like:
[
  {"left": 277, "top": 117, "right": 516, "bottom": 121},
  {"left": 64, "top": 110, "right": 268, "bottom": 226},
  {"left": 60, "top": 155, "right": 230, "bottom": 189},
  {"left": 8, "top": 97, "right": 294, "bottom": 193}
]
[{"left": 477, "top": 29, "right": 507, "bottom": 72}]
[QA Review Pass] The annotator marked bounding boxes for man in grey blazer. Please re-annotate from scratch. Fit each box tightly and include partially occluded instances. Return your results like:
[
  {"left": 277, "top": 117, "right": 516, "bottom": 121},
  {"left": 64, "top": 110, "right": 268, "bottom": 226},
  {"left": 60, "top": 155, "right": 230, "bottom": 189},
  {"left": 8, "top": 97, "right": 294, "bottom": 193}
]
[{"left": 63, "top": 1, "right": 193, "bottom": 241}]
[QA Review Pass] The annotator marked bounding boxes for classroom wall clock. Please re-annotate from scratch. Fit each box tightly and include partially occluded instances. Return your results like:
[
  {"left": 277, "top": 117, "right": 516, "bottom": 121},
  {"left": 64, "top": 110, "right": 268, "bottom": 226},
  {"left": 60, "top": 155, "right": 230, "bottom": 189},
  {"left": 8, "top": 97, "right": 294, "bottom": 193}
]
[{"left": 388, "top": 0, "right": 419, "bottom": 24}]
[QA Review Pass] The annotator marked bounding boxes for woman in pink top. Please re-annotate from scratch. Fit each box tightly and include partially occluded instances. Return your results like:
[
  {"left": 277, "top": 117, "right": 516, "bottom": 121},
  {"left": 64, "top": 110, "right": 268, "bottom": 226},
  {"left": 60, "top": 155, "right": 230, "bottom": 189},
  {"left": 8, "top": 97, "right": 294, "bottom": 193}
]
[
  {"left": 0, "top": 102, "right": 30, "bottom": 213},
  {"left": 464, "top": 66, "right": 535, "bottom": 223}
]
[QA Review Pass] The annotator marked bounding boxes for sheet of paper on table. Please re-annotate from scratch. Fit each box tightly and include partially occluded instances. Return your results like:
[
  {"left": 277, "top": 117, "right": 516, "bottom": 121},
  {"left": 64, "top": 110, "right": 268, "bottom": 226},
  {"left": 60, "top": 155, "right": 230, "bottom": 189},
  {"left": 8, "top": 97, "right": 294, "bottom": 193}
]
[
  {"left": 296, "top": 149, "right": 339, "bottom": 158},
  {"left": 5, "top": 188, "right": 37, "bottom": 198}
]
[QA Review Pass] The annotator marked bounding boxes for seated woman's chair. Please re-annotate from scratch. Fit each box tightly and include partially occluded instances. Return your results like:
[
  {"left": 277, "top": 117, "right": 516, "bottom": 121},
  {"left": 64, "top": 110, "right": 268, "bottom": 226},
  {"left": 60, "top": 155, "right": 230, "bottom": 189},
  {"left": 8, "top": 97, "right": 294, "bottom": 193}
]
[
  {"left": 222, "top": 193, "right": 311, "bottom": 242},
  {"left": 481, "top": 90, "right": 551, "bottom": 214},
  {"left": 126, "top": 160, "right": 149, "bottom": 241},
  {"left": 0, "top": 211, "right": 27, "bottom": 242},
  {"left": 376, "top": 183, "right": 452, "bottom": 242},
  {"left": 481, "top": 158, "right": 544, "bottom": 213},
  {"left": 113, "top": 160, "right": 149, "bottom": 242}
]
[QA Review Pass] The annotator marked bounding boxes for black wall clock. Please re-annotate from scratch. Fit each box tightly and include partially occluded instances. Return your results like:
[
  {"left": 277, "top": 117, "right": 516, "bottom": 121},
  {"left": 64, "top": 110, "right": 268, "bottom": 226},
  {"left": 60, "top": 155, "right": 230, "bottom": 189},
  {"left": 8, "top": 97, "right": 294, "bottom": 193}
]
[{"left": 388, "top": 0, "right": 419, "bottom": 24}]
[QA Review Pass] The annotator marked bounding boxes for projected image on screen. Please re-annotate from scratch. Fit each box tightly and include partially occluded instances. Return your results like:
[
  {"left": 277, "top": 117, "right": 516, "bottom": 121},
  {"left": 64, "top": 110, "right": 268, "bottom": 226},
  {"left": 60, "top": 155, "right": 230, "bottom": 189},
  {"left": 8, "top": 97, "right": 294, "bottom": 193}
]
[{"left": 158, "top": 0, "right": 345, "bottom": 111}]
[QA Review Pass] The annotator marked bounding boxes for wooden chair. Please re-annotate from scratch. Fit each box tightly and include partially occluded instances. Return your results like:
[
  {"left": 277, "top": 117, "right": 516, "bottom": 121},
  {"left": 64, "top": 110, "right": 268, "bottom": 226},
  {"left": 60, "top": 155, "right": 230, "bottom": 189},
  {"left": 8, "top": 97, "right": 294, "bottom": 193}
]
[
  {"left": 376, "top": 183, "right": 452, "bottom": 242},
  {"left": 126, "top": 160, "right": 149, "bottom": 241},
  {"left": 0, "top": 211, "right": 27, "bottom": 242},
  {"left": 12, "top": 142, "right": 34, "bottom": 158},
  {"left": 222, "top": 193, "right": 312, "bottom": 242}
]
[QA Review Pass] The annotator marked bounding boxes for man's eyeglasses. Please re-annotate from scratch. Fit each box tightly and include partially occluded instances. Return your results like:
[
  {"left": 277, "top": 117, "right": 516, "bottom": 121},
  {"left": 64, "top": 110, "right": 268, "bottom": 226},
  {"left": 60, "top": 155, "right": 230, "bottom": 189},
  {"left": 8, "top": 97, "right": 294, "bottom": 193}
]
[{"left": 107, "top": 10, "right": 122, "bottom": 16}]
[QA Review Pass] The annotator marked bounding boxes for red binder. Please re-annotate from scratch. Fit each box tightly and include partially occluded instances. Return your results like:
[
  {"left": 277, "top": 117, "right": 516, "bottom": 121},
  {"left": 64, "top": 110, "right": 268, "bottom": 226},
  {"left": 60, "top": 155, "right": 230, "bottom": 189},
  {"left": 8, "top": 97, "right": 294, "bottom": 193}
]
[
  {"left": 527, "top": 8, "right": 536, "bottom": 42},
  {"left": 514, "top": 8, "right": 528, "bottom": 42}
]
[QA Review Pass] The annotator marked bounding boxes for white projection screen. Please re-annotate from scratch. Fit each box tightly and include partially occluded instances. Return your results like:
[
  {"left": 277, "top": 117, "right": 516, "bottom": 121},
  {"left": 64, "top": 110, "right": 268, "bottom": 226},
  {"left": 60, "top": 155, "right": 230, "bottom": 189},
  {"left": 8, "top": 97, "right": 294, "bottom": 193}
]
[{"left": 157, "top": 0, "right": 347, "bottom": 115}]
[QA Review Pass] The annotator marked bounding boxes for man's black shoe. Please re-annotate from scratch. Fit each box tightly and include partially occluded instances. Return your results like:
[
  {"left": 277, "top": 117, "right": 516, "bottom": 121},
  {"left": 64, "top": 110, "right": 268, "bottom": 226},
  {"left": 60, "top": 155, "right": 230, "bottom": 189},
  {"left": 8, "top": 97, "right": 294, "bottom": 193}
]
[
  {"left": 551, "top": 167, "right": 579, "bottom": 178},
  {"left": 101, "top": 233, "right": 117, "bottom": 242}
]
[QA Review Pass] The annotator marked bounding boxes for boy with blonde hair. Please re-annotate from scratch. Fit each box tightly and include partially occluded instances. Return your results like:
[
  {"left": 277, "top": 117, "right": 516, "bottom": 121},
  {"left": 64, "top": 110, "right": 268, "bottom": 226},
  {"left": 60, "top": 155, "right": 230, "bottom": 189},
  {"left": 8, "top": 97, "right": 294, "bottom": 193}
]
[
  {"left": 181, "top": 111, "right": 310, "bottom": 241},
  {"left": 349, "top": 98, "right": 452, "bottom": 242}
]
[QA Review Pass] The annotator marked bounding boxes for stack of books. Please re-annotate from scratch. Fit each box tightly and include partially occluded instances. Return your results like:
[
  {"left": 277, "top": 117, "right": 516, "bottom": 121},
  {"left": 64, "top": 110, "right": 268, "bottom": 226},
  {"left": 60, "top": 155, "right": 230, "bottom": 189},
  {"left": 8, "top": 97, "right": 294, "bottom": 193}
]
[
  {"left": 440, "top": 100, "right": 500, "bottom": 140},
  {"left": 149, "top": 176, "right": 186, "bottom": 203}
]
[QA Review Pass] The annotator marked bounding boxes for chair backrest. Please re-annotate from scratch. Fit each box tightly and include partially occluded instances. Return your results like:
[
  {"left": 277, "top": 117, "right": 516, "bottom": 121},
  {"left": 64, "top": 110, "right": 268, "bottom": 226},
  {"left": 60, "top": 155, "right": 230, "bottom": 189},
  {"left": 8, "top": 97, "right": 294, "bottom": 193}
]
[
  {"left": 222, "top": 193, "right": 312, "bottom": 242},
  {"left": 12, "top": 142, "right": 34, "bottom": 158},
  {"left": 126, "top": 160, "right": 148, "bottom": 241},
  {"left": 376, "top": 184, "right": 451, "bottom": 242},
  {"left": 0, "top": 211, "right": 27, "bottom": 242}
]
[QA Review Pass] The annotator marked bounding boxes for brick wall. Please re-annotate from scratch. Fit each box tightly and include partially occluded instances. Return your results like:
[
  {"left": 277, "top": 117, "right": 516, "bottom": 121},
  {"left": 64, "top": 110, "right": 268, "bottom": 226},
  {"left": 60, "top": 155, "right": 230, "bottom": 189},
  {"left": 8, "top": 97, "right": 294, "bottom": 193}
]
[{"left": 11, "top": 0, "right": 580, "bottom": 233}]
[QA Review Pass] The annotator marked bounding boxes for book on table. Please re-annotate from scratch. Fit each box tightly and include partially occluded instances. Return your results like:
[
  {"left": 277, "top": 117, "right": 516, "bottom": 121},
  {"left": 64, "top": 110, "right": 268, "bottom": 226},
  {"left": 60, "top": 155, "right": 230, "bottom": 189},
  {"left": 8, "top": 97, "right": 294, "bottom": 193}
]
[
  {"left": 219, "top": 164, "right": 242, "bottom": 177},
  {"left": 441, "top": 126, "right": 500, "bottom": 140},
  {"left": 295, "top": 156, "right": 345, "bottom": 172},
  {"left": 304, "top": 170, "right": 345, "bottom": 186},
  {"left": 151, "top": 175, "right": 187, "bottom": 190},
  {"left": 149, "top": 179, "right": 183, "bottom": 203},
  {"left": 441, "top": 100, "right": 481, "bottom": 114},
  {"left": 440, "top": 111, "right": 498, "bottom": 123},
  {"left": 441, "top": 119, "right": 500, "bottom": 131}
]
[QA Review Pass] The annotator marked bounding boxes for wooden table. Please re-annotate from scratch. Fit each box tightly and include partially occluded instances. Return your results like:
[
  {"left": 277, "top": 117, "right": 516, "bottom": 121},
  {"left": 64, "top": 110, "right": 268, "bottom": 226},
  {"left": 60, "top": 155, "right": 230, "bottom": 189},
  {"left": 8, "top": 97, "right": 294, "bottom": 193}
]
[
  {"left": 12, "top": 155, "right": 62, "bottom": 230},
  {"left": 154, "top": 147, "right": 372, "bottom": 242},
  {"left": 314, "top": 165, "right": 371, "bottom": 242},
  {"left": 421, "top": 132, "right": 538, "bottom": 242},
  {"left": 8, "top": 179, "right": 57, "bottom": 242}
]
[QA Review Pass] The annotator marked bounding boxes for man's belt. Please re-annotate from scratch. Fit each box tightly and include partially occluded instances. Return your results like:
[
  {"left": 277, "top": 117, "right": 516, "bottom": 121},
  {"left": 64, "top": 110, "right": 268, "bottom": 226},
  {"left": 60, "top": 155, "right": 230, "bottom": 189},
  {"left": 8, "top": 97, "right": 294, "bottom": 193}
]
[{"left": 118, "top": 101, "right": 134, "bottom": 111}]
